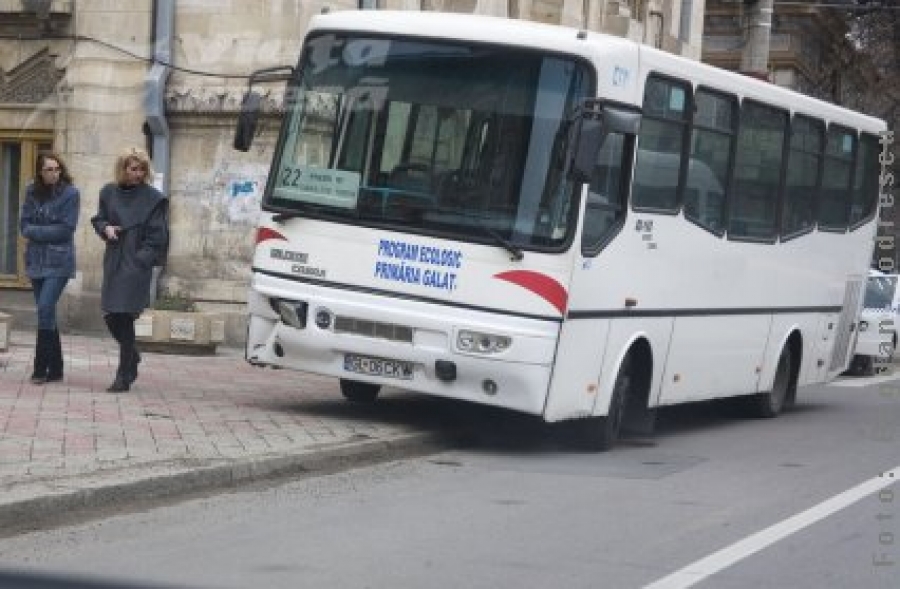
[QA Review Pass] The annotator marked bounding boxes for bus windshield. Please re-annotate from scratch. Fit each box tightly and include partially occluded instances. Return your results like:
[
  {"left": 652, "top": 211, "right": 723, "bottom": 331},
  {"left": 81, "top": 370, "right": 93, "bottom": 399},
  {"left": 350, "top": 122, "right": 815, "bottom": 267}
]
[{"left": 265, "top": 33, "right": 593, "bottom": 251}]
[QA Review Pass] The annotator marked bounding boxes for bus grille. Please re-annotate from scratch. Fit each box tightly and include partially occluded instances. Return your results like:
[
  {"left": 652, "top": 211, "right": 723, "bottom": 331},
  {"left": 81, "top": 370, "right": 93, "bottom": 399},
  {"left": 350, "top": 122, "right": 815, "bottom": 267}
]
[
  {"left": 829, "top": 277, "right": 863, "bottom": 371},
  {"left": 334, "top": 316, "right": 414, "bottom": 343}
]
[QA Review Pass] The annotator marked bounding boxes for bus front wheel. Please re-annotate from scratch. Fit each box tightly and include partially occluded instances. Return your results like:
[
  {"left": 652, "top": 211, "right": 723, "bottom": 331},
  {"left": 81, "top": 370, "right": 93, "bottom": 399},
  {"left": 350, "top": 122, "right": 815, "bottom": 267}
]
[
  {"left": 572, "top": 355, "right": 632, "bottom": 451},
  {"left": 339, "top": 379, "right": 381, "bottom": 404}
]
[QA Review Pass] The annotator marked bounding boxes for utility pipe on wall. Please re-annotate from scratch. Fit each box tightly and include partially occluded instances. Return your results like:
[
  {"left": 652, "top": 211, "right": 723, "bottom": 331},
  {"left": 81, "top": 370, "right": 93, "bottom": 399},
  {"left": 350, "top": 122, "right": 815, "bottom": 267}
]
[
  {"left": 144, "top": 0, "right": 174, "bottom": 195},
  {"left": 144, "top": 0, "right": 174, "bottom": 302}
]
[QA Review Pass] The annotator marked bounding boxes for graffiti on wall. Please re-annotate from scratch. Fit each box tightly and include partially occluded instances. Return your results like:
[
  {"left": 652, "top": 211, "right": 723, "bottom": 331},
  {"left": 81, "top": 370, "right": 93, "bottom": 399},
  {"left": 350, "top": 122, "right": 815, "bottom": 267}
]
[
  {"left": 225, "top": 176, "right": 263, "bottom": 223},
  {"left": 211, "top": 163, "right": 269, "bottom": 226}
]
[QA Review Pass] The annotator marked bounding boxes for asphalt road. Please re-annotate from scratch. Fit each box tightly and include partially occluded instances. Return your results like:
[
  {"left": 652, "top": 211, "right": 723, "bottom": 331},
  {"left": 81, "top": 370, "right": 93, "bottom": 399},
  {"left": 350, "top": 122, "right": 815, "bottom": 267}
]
[{"left": 0, "top": 374, "right": 897, "bottom": 589}]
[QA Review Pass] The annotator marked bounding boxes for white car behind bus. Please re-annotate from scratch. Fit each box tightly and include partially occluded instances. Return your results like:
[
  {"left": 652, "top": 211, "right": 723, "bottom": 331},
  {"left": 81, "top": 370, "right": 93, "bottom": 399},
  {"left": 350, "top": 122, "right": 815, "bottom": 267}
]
[{"left": 848, "top": 272, "right": 897, "bottom": 375}]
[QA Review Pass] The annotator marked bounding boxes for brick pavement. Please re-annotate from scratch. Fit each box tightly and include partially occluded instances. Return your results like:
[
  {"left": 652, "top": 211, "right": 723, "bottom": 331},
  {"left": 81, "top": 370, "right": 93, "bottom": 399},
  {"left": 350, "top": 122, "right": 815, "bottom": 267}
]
[{"left": 0, "top": 330, "right": 448, "bottom": 535}]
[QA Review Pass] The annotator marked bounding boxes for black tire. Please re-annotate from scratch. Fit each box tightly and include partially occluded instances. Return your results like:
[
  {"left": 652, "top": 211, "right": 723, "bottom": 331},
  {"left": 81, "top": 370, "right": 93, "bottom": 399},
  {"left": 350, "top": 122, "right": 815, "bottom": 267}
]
[
  {"left": 572, "top": 355, "right": 632, "bottom": 451},
  {"left": 847, "top": 354, "right": 874, "bottom": 377},
  {"left": 339, "top": 379, "right": 381, "bottom": 404},
  {"left": 750, "top": 346, "right": 793, "bottom": 417}
]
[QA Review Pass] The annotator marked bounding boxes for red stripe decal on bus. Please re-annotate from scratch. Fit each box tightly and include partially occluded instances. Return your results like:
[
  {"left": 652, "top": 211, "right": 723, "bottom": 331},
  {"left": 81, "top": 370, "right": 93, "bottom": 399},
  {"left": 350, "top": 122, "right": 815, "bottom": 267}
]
[
  {"left": 256, "top": 227, "right": 288, "bottom": 244},
  {"left": 494, "top": 270, "right": 568, "bottom": 315}
]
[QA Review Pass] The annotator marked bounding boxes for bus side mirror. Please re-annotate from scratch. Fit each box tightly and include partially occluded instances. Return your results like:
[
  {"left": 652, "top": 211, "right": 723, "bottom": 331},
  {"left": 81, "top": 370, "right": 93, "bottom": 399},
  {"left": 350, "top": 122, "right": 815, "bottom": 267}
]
[
  {"left": 603, "top": 108, "right": 641, "bottom": 135},
  {"left": 233, "top": 91, "right": 262, "bottom": 152},
  {"left": 570, "top": 118, "right": 604, "bottom": 184},
  {"left": 569, "top": 106, "right": 641, "bottom": 183}
]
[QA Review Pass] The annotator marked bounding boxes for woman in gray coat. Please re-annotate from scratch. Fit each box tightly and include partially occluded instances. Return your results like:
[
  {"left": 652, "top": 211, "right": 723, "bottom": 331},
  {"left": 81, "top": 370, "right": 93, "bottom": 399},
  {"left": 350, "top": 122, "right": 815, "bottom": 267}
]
[
  {"left": 91, "top": 147, "right": 168, "bottom": 392},
  {"left": 19, "top": 152, "right": 80, "bottom": 384}
]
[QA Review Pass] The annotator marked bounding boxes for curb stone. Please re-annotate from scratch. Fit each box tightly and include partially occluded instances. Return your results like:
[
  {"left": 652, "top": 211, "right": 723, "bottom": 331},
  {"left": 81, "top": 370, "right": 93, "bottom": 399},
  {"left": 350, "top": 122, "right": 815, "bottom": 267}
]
[{"left": 0, "top": 431, "right": 447, "bottom": 537}]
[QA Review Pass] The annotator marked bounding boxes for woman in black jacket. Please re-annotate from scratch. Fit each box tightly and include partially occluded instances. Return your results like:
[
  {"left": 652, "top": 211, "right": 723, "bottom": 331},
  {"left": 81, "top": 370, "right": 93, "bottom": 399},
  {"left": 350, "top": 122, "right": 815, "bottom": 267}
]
[
  {"left": 19, "top": 152, "right": 80, "bottom": 384},
  {"left": 91, "top": 147, "right": 168, "bottom": 392}
]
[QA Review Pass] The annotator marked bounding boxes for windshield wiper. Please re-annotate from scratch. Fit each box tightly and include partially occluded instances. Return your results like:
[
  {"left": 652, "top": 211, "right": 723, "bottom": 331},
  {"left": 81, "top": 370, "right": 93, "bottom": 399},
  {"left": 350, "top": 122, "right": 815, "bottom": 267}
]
[
  {"left": 482, "top": 226, "right": 524, "bottom": 261},
  {"left": 427, "top": 205, "right": 525, "bottom": 261}
]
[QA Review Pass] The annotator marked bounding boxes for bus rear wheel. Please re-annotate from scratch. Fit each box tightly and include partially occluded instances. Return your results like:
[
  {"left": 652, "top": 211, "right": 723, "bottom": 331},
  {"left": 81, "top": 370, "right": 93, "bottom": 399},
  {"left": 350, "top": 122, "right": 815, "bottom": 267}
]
[
  {"left": 339, "top": 379, "right": 381, "bottom": 404},
  {"left": 750, "top": 346, "right": 793, "bottom": 418},
  {"left": 573, "top": 355, "right": 632, "bottom": 451},
  {"left": 847, "top": 354, "right": 874, "bottom": 377}
]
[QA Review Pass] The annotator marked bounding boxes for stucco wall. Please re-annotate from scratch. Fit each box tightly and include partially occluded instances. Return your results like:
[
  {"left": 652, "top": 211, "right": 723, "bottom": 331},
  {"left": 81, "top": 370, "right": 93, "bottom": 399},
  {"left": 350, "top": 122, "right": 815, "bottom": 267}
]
[{"left": 56, "top": 1, "right": 154, "bottom": 332}]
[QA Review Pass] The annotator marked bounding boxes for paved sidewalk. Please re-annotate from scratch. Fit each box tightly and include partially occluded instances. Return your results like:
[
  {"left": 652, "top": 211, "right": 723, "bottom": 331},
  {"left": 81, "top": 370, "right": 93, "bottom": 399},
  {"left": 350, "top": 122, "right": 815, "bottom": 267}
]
[{"left": 0, "top": 330, "right": 449, "bottom": 536}]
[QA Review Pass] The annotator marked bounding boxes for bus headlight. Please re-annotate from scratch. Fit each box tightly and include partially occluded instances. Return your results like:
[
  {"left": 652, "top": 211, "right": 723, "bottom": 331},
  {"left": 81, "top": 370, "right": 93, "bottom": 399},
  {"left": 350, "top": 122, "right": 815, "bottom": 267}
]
[{"left": 457, "top": 330, "right": 511, "bottom": 354}]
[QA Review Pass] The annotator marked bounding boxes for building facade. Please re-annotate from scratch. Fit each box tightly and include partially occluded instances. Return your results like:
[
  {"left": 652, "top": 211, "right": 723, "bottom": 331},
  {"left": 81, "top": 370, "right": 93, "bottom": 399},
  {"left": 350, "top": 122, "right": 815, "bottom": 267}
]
[
  {"left": 703, "top": 0, "right": 895, "bottom": 123},
  {"left": 0, "top": 0, "right": 706, "bottom": 342}
]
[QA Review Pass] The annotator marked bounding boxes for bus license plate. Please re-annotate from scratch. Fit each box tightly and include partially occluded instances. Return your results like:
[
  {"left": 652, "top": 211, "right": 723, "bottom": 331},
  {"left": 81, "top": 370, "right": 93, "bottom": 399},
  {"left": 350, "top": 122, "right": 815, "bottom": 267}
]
[{"left": 344, "top": 353, "right": 413, "bottom": 380}]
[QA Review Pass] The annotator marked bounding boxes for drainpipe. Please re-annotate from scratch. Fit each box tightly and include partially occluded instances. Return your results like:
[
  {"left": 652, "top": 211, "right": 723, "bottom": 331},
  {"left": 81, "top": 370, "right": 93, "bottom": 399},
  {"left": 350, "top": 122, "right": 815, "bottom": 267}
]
[
  {"left": 144, "top": 0, "right": 173, "bottom": 195},
  {"left": 679, "top": 0, "right": 692, "bottom": 44},
  {"left": 740, "top": 0, "right": 773, "bottom": 81},
  {"left": 144, "top": 0, "right": 174, "bottom": 303}
]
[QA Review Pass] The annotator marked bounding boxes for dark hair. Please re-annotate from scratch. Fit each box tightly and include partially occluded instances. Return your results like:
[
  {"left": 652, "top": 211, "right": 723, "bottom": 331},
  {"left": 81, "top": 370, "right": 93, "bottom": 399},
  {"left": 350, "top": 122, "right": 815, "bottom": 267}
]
[{"left": 33, "top": 152, "right": 74, "bottom": 198}]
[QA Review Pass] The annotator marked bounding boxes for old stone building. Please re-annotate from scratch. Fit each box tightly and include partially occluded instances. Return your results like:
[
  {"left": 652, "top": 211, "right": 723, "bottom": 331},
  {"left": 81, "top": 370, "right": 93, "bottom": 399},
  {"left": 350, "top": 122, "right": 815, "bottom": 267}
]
[
  {"left": 0, "top": 0, "right": 706, "bottom": 342},
  {"left": 702, "top": 0, "right": 893, "bottom": 114},
  {"left": 702, "top": 0, "right": 898, "bottom": 269}
]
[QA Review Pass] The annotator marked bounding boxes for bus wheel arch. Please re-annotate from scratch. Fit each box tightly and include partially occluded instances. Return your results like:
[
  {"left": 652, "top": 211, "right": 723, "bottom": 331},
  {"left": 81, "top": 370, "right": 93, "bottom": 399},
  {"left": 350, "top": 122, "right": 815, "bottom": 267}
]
[
  {"left": 750, "top": 330, "right": 801, "bottom": 417},
  {"left": 574, "top": 337, "right": 653, "bottom": 451},
  {"left": 621, "top": 338, "right": 654, "bottom": 434}
]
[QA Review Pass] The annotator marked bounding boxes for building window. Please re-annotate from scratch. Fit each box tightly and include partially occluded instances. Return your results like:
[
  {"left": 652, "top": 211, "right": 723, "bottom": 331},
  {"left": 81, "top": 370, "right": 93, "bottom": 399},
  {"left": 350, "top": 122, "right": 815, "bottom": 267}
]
[{"left": 0, "top": 137, "right": 52, "bottom": 288}]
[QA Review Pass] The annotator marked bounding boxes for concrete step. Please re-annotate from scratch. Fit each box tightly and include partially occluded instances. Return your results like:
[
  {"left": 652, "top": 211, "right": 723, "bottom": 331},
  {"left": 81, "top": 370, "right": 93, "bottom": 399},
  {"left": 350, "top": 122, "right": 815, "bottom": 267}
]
[
  {"left": 0, "top": 289, "right": 103, "bottom": 334},
  {"left": 0, "top": 289, "right": 36, "bottom": 332}
]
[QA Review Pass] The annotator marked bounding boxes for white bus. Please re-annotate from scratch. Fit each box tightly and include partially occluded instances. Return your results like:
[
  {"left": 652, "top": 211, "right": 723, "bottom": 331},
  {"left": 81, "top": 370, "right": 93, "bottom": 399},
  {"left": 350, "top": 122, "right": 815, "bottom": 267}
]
[{"left": 236, "top": 10, "right": 886, "bottom": 449}]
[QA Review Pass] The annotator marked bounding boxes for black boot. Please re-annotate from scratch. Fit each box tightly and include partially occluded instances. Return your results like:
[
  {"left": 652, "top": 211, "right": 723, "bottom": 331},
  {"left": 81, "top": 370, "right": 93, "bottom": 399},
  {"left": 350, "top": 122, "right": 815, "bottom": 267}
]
[
  {"left": 107, "top": 343, "right": 134, "bottom": 392},
  {"left": 30, "top": 330, "right": 52, "bottom": 384},
  {"left": 107, "top": 314, "right": 135, "bottom": 393},
  {"left": 46, "top": 329, "right": 64, "bottom": 382},
  {"left": 128, "top": 348, "right": 141, "bottom": 384},
  {"left": 107, "top": 371, "right": 130, "bottom": 392}
]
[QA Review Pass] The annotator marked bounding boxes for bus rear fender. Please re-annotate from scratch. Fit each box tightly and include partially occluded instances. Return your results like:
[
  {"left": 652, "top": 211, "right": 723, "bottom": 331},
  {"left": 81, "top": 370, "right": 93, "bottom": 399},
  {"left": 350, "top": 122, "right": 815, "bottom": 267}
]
[{"left": 758, "top": 327, "right": 803, "bottom": 407}]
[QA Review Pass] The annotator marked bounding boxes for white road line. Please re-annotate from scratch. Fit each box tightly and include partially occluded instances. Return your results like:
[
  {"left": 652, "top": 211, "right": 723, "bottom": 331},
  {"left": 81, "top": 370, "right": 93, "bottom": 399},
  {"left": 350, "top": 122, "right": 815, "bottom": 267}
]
[
  {"left": 643, "top": 467, "right": 900, "bottom": 589},
  {"left": 829, "top": 371, "right": 900, "bottom": 388}
]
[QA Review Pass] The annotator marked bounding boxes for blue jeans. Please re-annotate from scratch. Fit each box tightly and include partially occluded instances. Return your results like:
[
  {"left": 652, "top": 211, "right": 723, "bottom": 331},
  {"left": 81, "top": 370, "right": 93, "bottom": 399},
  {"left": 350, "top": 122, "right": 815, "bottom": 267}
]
[{"left": 31, "top": 276, "right": 69, "bottom": 330}]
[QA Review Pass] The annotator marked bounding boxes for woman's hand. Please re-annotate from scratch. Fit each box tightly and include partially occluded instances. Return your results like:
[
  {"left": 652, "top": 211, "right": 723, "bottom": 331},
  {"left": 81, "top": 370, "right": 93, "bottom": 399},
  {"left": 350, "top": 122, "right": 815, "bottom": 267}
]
[{"left": 104, "top": 224, "right": 121, "bottom": 241}]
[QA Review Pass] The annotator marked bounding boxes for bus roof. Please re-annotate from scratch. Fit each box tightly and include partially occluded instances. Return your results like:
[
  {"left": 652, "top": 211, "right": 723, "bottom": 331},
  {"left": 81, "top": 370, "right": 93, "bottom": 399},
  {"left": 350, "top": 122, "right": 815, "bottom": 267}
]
[
  {"left": 309, "top": 10, "right": 634, "bottom": 63},
  {"left": 637, "top": 43, "right": 886, "bottom": 133},
  {"left": 309, "top": 10, "right": 886, "bottom": 134}
]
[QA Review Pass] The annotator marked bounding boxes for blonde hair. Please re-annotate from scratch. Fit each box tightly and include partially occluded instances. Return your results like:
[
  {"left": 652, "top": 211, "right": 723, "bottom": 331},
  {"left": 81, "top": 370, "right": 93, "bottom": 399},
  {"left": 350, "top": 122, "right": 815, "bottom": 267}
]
[{"left": 114, "top": 147, "right": 155, "bottom": 185}]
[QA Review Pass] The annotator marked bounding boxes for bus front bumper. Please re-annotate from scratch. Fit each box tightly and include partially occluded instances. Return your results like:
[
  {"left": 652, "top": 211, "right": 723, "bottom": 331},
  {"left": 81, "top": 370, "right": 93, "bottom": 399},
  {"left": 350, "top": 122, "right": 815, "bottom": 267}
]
[{"left": 244, "top": 277, "right": 560, "bottom": 417}]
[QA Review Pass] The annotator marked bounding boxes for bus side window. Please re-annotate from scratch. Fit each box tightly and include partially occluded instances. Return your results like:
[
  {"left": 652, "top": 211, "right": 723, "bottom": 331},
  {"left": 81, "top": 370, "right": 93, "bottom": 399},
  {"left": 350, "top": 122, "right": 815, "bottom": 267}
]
[
  {"left": 728, "top": 101, "right": 788, "bottom": 240},
  {"left": 782, "top": 115, "right": 823, "bottom": 237},
  {"left": 684, "top": 88, "right": 734, "bottom": 235},
  {"left": 632, "top": 76, "right": 690, "bottom": 212},
  {"left": 849, "top": 133, "right": 880, "bottom": 228},
  {"left": 818, "top": 126, "right": 856, "bottom": 231},
  {"left": 582, "top": 132, "right": 631, "bottom": 254}
]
